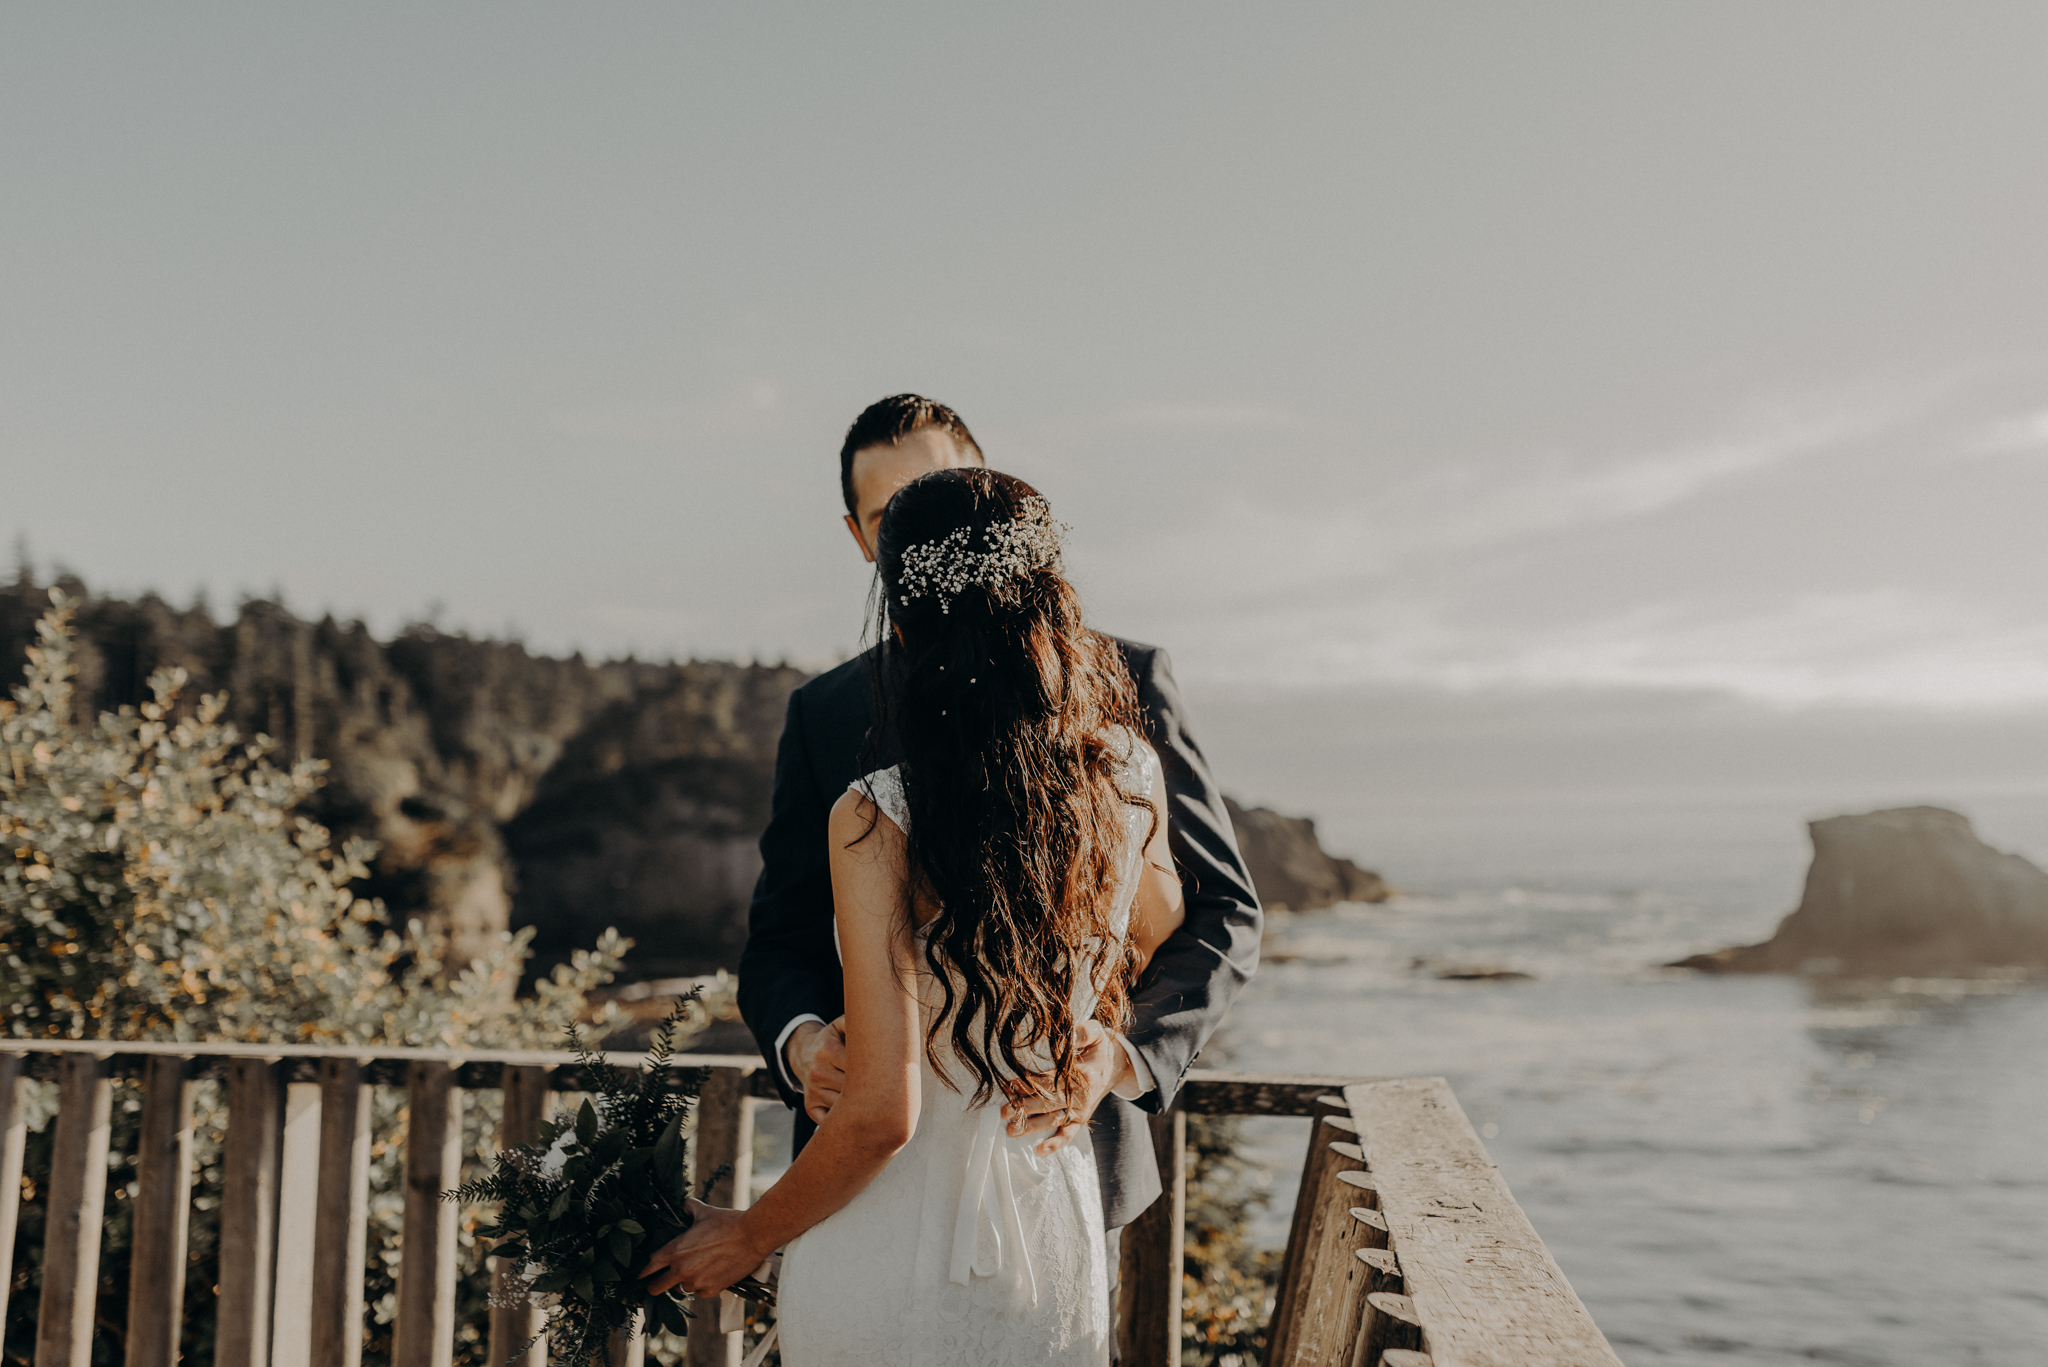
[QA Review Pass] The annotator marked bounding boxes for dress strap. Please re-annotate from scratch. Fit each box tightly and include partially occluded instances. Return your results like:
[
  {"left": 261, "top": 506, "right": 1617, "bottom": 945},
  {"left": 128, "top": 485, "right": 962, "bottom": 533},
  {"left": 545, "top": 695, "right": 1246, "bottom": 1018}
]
[{"left": 850, "top": 765, "right": 910, "bottom": 833}]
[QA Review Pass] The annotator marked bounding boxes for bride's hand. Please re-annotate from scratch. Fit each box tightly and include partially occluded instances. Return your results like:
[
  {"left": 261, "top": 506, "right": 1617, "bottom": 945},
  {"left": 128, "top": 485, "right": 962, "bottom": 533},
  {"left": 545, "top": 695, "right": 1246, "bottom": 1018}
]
[
  {"left": 639, "top": 1198, "right": 769, "bottom": 1299},
  {"left": 1002, "top": 1020, "right": 1131, "bottom": 1157}
]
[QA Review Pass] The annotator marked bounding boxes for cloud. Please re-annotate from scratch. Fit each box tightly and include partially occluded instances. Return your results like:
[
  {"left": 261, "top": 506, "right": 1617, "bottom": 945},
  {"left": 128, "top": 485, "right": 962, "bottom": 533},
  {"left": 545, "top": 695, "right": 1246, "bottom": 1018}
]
[
  {"left": 1163, "top": 586, "right": 2048, "bottom": 707},
  {"left": 1970, "top": 407, "right": 2048, "bottom": 455},
  {"left": 1083, "top": 396, "right": 1909, "bottom": 620},
  {"left": 1074, "top": 383, "right": 2048, "bottom": 707}
]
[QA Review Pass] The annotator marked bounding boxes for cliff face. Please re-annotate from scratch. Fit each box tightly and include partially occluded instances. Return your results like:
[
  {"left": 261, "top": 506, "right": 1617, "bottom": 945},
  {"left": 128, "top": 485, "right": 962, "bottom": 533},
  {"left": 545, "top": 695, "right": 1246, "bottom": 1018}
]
[
  {"left": 4, "top": 576, "right": 1386, "bottom": 973},
  {"left": 1224, "top": 797, "right": 1389, "bottom": 910},
  {"left": 0, "top": 577, "right": 802, "bottom": 975},
  {"left": 1673, "top": 806, "right": 2048, "bottom": 975}
]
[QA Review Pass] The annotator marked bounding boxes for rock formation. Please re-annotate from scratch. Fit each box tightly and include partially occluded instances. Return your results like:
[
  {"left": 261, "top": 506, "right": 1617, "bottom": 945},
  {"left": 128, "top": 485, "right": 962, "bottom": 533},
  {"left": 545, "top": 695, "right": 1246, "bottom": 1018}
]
[
  {"left": 4, "top": 575, "right": 1387, "bottom": 973},
  {"left": 1225, "top": 797, "right": 1389, "bottom": 911},
  {"left": 0, "top": 575, "right": 801, "bottom": 976},
  {"left": 1671, "top": 806, "right": 2048, "bottom": 975}
]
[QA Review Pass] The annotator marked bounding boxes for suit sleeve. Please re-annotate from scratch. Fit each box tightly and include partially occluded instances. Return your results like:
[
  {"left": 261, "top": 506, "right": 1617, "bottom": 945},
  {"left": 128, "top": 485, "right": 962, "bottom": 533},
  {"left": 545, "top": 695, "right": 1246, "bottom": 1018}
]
[
  {"left": 1123, "top": 646, "right": 1262, "bottom": 1112},
  {"left": 737, "top": 686, "right": 847, "bottom": 1110}
]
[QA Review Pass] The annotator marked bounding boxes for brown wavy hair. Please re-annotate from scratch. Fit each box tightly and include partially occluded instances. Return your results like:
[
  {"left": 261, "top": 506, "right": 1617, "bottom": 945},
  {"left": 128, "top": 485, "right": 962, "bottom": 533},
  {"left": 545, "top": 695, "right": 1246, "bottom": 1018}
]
[{"left": 862, "top": 467, "right": 1153, "bottom": 1107}]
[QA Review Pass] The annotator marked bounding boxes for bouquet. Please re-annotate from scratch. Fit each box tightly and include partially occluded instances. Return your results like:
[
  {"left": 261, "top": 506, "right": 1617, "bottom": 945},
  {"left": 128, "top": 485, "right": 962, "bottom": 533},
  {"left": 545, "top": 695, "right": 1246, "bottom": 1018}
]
[{"left": 450, "top": 998, "right": 775, "bottom": 1366}]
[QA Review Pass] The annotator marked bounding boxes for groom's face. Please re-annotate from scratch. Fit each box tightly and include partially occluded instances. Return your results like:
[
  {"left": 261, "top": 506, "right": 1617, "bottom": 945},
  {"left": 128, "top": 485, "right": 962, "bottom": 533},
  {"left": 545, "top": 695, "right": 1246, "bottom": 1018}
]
[{"left": 843, "top": 427, "right": 982, "bottom": 563}]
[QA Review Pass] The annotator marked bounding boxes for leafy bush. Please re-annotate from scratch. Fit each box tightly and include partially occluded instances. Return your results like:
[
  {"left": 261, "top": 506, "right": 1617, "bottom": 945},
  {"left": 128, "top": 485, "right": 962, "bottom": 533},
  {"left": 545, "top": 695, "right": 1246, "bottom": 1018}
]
[
  {"left": 1181, "top": 1114, "right": 1281, "bottom": 1367},
  {"left": 0, "top": 596, "right": 631, "bottom": 1367}
]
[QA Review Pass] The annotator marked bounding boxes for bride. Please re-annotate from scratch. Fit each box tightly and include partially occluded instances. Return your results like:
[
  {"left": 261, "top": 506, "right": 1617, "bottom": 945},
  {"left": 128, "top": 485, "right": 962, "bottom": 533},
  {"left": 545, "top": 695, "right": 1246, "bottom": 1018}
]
[{"left": 640, "top": 467, "right": 1185, "bottom": 1363}]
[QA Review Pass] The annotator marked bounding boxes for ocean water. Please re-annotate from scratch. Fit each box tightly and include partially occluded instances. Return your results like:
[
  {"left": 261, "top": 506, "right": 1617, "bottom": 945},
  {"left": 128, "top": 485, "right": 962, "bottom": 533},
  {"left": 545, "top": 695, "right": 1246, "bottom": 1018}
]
[{"left": 1212, "top": 786, "right": 2048, "bottom": 1366}]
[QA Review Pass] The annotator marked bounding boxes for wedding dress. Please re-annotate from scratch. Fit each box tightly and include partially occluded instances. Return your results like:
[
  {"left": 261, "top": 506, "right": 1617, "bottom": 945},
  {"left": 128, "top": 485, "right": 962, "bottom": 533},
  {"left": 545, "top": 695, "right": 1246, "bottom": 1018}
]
[{"left": 773, "top": 731, "right": 1158, "bottom": 1367}]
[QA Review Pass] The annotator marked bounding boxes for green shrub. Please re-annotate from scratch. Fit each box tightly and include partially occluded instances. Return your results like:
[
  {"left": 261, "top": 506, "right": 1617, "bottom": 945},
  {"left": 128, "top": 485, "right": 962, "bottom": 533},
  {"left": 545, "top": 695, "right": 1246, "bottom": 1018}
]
[
  {"left": 1181, "top": 1114, "right": 1281, "bottom": 1366},
  {"left": 1, "top": 595, "right": 630, "bottom": 1367}
]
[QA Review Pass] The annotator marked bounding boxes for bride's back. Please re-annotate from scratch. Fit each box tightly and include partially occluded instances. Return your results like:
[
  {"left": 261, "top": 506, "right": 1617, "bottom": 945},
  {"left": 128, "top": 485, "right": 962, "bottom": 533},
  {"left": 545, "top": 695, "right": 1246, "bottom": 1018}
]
[
  {"left": 860, "top": 466, "right": 1157, "bottom": 1111},
  {"left": 853, "top": 726, "right": 1159, "bottom": 1091},
  {"left": 778, "top": 467, "right": 1175, "bottom": 1367}
]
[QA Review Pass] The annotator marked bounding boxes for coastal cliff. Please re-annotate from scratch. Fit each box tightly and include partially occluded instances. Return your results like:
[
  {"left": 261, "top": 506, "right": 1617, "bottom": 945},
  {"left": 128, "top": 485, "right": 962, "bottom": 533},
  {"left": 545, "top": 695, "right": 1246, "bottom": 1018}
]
[
  {"left": 1673, "top": 806, "right": 2048, "bottom": 975},
  {"left": 4, "top": 576, "right": 1383, "bottom": 972},
  {"left": 0, "top": 576, "right": 800, "bottom": 975},
  {"left": 1224, "top": 797, "right": 1389, "bottom": 910}
]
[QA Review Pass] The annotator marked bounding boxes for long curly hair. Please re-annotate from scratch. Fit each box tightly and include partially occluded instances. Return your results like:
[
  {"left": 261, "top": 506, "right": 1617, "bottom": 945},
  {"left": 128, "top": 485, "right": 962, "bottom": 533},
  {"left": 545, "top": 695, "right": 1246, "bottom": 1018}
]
[{"left": 861, "top": 467, "right": 1153, "bottom": 1108}]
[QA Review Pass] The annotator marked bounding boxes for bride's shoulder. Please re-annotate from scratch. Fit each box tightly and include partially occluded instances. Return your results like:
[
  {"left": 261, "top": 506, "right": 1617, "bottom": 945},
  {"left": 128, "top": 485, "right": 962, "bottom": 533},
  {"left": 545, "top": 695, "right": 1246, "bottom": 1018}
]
[
  {"left": 1103, "top": 725, "right": 1161, "bottom": 794},
  {"left": 839, "top": 764, "right": 910, "bottom": 836}
]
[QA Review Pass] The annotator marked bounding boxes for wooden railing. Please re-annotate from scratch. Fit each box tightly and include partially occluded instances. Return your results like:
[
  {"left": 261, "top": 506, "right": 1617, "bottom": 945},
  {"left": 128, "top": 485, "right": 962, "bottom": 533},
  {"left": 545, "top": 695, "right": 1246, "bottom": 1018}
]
[{"left": 0, "top": 1042, "right": 1619, "bottom": 1367}]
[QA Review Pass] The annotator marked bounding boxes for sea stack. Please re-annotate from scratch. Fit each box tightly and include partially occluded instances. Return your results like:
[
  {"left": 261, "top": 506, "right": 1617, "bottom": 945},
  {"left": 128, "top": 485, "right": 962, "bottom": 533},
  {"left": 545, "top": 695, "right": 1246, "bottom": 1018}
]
[
  {"left": 1673, "top": 806, "right": 2048, "bottom": 975},
  {"left": 1225, "top": 797, "right": 1390, "bottom": 911}
]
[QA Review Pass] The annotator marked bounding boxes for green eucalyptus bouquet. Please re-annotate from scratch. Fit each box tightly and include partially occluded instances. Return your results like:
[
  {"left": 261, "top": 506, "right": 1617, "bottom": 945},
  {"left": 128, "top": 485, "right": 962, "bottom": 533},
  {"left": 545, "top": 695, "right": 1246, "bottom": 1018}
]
[{"left": 450, "top": 999, "right": 774, "bottom": 1366}]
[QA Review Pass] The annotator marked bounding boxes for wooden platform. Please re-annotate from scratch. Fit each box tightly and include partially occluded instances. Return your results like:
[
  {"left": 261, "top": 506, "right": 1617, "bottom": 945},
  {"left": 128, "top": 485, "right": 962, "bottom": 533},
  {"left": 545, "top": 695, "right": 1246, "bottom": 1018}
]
[{"left": 0, "top": 1042, "right": 1621, "bottom": 1367}]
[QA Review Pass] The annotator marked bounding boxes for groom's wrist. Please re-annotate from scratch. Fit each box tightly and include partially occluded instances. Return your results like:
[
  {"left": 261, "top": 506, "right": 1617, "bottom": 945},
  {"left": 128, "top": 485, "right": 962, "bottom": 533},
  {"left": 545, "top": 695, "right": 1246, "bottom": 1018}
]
[
  {"left": 1108, "top": 1031, "right": 1156, "bottom": 1101},
  {"left": 777, "top": 1016, "right": 827, "bottom": 1093}
]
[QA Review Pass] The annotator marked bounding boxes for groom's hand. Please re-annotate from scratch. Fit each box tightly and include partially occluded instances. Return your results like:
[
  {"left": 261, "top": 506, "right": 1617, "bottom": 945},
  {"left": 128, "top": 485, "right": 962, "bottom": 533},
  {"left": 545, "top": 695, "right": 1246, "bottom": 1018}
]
[
  {"left": 1002, "top": 1020, "right": 1131, "bottom": 1157},
  {"left": 787, "top": 1016, "right": 848, "bottom": 1124}
]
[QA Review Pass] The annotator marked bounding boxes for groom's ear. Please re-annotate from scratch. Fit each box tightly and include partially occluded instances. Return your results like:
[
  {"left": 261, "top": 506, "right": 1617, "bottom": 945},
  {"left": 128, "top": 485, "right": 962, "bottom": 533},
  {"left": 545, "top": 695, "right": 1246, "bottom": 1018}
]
[{"left": 844, "top": 513, "right": 878, "bottom": 564}]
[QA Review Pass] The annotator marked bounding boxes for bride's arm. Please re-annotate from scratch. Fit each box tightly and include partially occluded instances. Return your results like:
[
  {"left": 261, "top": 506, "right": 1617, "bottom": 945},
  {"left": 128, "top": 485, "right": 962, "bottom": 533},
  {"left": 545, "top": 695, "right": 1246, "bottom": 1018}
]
[{"left": 641, "top": 790, "right": 921, "bottom": 1297}]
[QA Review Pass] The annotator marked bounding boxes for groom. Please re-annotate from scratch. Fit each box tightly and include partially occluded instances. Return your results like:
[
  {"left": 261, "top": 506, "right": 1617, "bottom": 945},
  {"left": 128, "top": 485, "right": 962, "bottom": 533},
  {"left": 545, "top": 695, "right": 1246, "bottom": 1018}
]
[{"left": 737, "top": 394, "right": 1262, "bottom": 1259}]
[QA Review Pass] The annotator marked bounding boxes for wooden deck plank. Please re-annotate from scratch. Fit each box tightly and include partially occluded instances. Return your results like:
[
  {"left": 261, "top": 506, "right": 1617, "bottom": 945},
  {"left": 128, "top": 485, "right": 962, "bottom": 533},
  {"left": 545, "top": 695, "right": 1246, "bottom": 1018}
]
[
  {"left": 393, "top": 1062, "right": 464, "bottom": 1367},
  {"left": 312, "top": 1057, "right": 373, "bottom": 1367},
  {"left": 1180, "top": 1073, "right": 1382, "bottom": 1116},
  {"left": 0, "top": 1043, "right": 1359, "bottom": 1116},
  {"left": 488, "top": 1066, "right": 552, "bottom": 1367},
  {"left": 1342, "top": 1079, "right": 1623, "bottom": 1367},
  {"left": 1279, "top": 1146, "right": 1378, "bottom": 1367},
  {"left": 0, "top": 1055, "right": 29, "bottom": 1330},
  {"left": 125, "top": 1055, "right": 195, "bottom": 1367},
  {"left": 1266, "top": 1111, "right": 1359, "bottom": 1365},
  {"left": 271, "top": 1080, "right": 326, "bottom": 1367},
  {"left": 685, "top": 1068, "right": 755, "bottom": 1367},
  {"left": 35, "top": 1054, "right": 114, "bottom": 1367},
  {"left": 216, "top": 1059, "right": 283, "bottom": 1367},
  {"left": 1115, "top": 1107, "right": 1186, "bottom": 1367}
]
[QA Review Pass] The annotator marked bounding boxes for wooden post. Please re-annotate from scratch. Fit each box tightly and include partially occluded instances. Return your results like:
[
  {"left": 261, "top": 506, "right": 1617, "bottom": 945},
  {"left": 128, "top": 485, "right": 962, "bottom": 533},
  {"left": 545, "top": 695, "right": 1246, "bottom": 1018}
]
[
  {"left": 1343, "top": 1079, "right": 1626, "bottom": 1367},
  {"left": 270, "top": 1080, "right": 325, "bottom": 1367},
  {"left": 1265, "top": 1111, "right": 1361, "bottom": 1366},
  {"left": 1354, "top": 1246, "right": 1401, "bottom": 1292},
  {"left": 488, "top": 1066, "right": 553, "bottom": 1367},
  {"left": 125, "top": 1056, "right": 195, "bottom": 1367},
  {"left": 686, "top": 1068, "right": 755, "bottom": 1367},
  {"left": 604, "top": 1313, "right": 646, "bottom": 1367},
  {"left": 311, "top": 1058, "right": 373, "bottom": 1367},
  {"left": 1362, "top": 1294, "right": 1424, "bottom": 1361},
  {"left": 1287, "top": 1165, "right": 1380, "bottom": 1366},
  {"left": 35, "top": 1054, "right": 113, "bottom": 1367},
  {"left": 393, "top": 1062, "right": 463, "bottom": 1367},
  {"left": 216, "top": 1059, "right": 283, "bottom": 1367},
  {"left": 0, "top": 1054, "right": 30, "bottom": 1329},
  {"left": 1115, "top": 1106, "right": 1186, "bottom": 1367}
]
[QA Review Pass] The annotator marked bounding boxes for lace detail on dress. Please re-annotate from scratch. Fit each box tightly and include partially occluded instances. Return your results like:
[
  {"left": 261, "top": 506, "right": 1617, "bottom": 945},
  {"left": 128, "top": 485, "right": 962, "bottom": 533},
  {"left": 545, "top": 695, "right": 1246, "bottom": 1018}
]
[{"left": 852, "top": 764, "right": 910, "bottom": 834}]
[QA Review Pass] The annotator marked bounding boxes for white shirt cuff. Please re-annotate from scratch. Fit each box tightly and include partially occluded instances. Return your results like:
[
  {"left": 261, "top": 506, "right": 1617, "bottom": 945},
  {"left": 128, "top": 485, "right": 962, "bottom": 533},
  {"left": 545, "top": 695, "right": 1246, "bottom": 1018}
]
[
  {"left": 773, "top": 1014, "right": 828, "bottom": 1097},
  {"left": 1109, "top": 1033, "right": 1156, "bottom": 1100}
]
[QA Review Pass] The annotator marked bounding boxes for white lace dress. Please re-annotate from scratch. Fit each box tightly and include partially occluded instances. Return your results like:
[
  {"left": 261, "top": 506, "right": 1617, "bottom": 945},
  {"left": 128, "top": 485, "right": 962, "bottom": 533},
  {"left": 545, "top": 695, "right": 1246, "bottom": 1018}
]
[{"left": 774, "top": 735, "right": 1158, "bottom": 1367}]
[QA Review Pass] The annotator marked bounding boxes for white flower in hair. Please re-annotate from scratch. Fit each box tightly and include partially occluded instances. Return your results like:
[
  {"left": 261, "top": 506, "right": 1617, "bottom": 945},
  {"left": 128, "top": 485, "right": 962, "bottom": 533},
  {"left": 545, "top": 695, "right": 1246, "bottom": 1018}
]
[{"left": 895, "top": 498, "right": 1066, "bottom": 614}]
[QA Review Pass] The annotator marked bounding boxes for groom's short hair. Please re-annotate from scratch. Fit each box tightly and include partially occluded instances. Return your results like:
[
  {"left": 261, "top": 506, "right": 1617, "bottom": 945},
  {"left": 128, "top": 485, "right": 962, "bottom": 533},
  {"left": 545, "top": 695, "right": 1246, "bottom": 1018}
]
[{"left": 839, "top": 394, "right": 984, "bottom": 515}]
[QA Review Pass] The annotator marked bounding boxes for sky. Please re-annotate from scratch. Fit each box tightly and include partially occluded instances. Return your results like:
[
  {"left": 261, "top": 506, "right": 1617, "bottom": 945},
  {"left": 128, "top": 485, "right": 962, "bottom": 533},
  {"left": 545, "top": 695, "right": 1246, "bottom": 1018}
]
[{"left": 7, "top": 3, "right": 2048, "bottom": 720}]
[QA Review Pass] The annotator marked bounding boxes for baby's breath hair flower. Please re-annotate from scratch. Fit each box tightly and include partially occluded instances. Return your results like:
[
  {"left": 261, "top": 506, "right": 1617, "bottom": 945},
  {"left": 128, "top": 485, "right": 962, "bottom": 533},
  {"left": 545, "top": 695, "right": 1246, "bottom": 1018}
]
[{"left": 895, "top": 497, "right": 1067, "bottom": 614}]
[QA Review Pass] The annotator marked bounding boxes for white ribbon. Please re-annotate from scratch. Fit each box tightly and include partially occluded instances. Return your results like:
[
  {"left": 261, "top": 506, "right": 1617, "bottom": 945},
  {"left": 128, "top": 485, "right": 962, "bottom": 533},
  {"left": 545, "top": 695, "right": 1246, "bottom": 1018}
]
[{"left": 947, "top": 1104, "right": 1040, "bottom": 1304}]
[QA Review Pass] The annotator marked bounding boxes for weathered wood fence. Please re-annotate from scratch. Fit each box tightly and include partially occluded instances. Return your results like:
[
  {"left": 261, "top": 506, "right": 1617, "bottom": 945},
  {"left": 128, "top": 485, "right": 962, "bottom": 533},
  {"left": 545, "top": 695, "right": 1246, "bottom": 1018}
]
[{"left": 0, "top": 1041, "right": 1618, "bottom": 1367}]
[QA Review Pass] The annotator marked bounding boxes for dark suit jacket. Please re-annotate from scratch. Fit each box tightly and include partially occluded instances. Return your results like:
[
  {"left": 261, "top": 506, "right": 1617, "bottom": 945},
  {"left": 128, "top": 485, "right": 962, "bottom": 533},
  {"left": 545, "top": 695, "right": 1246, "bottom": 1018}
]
[{"left": 736, "top": 638, "right": 1262, "bottom": 1229}]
